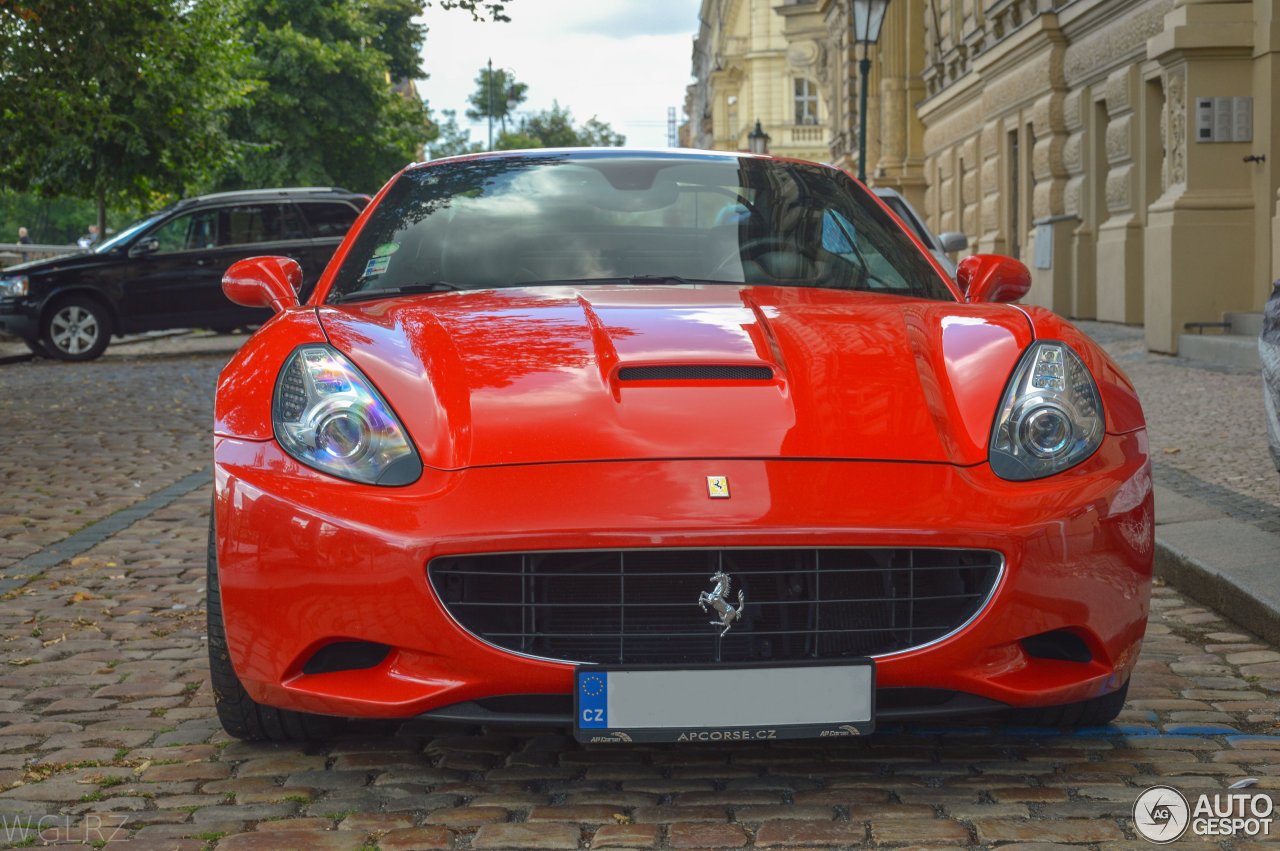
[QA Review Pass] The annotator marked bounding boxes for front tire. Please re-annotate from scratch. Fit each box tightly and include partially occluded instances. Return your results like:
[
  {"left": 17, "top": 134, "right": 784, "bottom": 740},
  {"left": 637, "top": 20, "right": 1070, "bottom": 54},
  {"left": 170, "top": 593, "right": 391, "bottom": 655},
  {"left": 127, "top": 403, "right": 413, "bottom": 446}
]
[
  {"left": 41, "top": 297, "right": 111, "bottom": 361},
  {"left": 207, "top": 513, "right": 344, "bottom": 741}
]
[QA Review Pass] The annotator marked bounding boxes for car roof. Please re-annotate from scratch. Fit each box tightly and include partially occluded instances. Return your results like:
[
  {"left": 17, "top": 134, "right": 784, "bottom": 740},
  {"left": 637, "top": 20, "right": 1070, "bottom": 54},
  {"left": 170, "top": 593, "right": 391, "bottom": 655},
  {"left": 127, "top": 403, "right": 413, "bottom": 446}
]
[
  {"left": 415, "top": 147, "right": 837, "bottom": 171},
  {"left": 176, "top": 187, "right": 365, "bottom": 208}
]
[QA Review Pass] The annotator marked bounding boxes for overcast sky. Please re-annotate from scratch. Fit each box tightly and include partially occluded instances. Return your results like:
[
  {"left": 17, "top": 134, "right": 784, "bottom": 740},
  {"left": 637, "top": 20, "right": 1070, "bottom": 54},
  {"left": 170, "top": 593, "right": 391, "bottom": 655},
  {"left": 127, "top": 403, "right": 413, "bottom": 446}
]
[{"left": 417, "top": 0, "right": 703, "bottom": 150}]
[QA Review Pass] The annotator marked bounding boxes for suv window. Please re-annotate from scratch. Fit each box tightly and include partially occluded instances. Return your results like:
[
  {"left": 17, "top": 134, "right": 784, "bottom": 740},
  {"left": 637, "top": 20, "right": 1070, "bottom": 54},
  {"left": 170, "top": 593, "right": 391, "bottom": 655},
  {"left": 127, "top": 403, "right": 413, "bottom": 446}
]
[
  {"left": 881, "top": 197, "right": 932, "bottom": 246},
  {"left": 221, "top": 203, "right": 306, "bottom": 246},
  {"left": 299, "top": 202, "right": 361, "bottom": 238},
  {"left": 151, "top": 209, "right": 219, "bottom": 253}
]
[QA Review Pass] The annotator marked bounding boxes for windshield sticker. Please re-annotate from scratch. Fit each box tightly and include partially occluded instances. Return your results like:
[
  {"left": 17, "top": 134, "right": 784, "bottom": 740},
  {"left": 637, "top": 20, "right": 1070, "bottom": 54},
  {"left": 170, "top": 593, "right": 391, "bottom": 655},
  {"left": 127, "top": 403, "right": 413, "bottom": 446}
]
[
  {"left": 363, "top": 256, "right": 391, "bottom": 277},
  {"left": 372, "top": 242, "right": 399, "bottom": 258}
]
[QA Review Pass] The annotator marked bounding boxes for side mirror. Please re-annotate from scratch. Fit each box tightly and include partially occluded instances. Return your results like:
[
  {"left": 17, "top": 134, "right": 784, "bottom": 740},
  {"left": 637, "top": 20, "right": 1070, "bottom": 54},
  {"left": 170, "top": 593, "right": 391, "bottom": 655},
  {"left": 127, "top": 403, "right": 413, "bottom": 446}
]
[
  {"left": 223, "top": 256, "right": 302, "bottom": 313},
  {"left": 938, "top": 231, "right": 968, "bottom": 253},
  {"left": 957, "top": 254, "right": 1031, "bottom": 304},
  {"left": 128, "top": 237, "right": 159, "bottom": 258}
]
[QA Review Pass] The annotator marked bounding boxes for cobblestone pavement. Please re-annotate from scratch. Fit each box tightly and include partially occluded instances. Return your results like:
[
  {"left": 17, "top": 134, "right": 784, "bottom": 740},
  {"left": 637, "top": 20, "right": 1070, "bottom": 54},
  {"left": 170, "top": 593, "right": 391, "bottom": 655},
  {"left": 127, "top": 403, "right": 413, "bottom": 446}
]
[
  {"left": 0, "top": 329, "right": 1277, "bottom": 849},
  {"left": 1076, "top": 322, "right": 1280, "bottom": 526}
]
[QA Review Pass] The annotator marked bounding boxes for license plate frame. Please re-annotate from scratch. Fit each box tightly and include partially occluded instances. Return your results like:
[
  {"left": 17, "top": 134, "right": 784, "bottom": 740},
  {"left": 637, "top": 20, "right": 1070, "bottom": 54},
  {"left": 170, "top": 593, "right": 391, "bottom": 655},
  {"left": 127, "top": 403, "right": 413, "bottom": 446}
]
[{"left": 572, "top": 658, "right": 875, "bottom": 743}]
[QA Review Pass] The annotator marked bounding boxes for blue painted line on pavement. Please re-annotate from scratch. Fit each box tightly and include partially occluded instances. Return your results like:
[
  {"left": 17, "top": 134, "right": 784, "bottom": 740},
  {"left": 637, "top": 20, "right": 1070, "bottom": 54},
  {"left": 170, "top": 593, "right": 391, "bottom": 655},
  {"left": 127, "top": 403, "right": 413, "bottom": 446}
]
[{"left": 1163, "top": 725, "right": 1243, "bottom": 736}]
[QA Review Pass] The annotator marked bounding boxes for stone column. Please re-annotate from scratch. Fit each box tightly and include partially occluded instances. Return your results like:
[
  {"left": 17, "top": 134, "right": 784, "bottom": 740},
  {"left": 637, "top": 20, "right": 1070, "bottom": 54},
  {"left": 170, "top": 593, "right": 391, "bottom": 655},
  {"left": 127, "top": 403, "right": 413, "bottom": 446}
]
[
  {"left": 978, "top": 124, "right": 1005, "bottom": 255},
  {"left": 1062, "top": 89, "right": 1096, "bottom": 320},
  {"left": 874, "top": 0, "right": 928, "bottom": 208},
  {"left": 1143, "top": 0, "right": 1256, "bottom": 353},
  {"left": 1095, "top": 66, "right": 1146, "bottom": 324},
  {"left": 1025, "top": 85, "right": 1075, "bottom": 316}
]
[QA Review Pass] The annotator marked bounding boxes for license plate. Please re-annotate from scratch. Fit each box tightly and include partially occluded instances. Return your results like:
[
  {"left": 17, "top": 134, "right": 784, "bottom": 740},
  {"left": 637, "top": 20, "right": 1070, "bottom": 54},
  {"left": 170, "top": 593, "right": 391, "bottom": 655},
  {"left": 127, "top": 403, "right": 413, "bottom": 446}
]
[{"left": 573, "top": 660, "right": 874, "bottom": 743}]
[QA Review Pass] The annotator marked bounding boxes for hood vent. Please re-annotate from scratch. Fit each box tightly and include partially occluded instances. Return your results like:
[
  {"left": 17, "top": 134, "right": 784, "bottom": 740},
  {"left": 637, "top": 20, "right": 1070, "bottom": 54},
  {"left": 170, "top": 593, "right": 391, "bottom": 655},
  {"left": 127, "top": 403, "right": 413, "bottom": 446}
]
[{"left": 618, "top": 365, "right": 773, "bottom": 382}]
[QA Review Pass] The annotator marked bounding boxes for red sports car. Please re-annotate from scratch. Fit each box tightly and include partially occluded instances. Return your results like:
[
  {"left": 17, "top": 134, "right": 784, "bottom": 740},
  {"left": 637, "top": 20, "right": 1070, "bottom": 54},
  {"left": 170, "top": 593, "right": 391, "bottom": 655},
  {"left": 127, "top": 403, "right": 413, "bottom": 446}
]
[{"left": 210, "top": 149, "right": 1152, "bottom": 742}]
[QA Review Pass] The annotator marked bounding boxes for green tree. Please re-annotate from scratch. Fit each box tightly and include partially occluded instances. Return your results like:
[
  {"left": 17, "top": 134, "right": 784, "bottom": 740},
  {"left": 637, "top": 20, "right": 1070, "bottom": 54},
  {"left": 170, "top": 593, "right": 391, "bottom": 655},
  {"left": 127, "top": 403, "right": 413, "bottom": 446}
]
[
  {"left": 441, "top": 0, "right": 516, "bottom": 21},
  {"left": 0, "top": 0, "right": 249, "bottom": 233},
  {"left": 368, "top": 0, "right": 429, "bottom": 79},
  {"left": 466, "top": 67, "right": 529, "bottom": 136},
  {"left": 217, "top": 0, "right": 435, "bottom": 194},
  {"left": 428, "top": 109, "right": 482, "bottom": 160},
  {"left": 578, "top": 116, "right": 627, "bottom": 148},
  {"left": 495, "top": 102, "right": 626, "bottom": 150}
]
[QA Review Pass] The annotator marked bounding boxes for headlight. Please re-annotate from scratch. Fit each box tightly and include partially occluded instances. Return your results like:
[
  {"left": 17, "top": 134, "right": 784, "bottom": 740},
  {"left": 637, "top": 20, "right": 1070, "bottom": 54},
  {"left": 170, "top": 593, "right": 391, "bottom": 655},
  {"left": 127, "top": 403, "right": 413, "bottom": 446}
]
[
  {"left": 273, "top": 345, "right": 422, "bottom": 485},
  {"left": 0, "top": 276, "right": 29, "bottom": 297},
  {"left": 989, "top": 341, "right": 1104, "bottom": 481}
]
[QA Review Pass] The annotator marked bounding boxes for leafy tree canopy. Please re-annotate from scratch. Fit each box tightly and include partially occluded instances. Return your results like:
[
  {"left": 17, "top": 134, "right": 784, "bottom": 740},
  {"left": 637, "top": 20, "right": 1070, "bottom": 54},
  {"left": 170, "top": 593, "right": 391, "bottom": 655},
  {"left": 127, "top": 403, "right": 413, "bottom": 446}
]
[
  {"left": 0, "top": 0, "right": 519, "bottom": 226},
  {"left": 428, "top": 109, "right": 482, "bottom": 160},
  {"left": 465, "top": 67, "right": 528, "bottom": 134},
  {"left": 495, "top": 102, "right": 626, "bottom": 150},
  {"left": 0, "top": 0, "right": 249, "bottom": 230},
  {"left": 441, "top": 0, "right": 514, "bottom": 22},
  {"left": 215, "top": 0, "right": 435, "bottom": 194}
]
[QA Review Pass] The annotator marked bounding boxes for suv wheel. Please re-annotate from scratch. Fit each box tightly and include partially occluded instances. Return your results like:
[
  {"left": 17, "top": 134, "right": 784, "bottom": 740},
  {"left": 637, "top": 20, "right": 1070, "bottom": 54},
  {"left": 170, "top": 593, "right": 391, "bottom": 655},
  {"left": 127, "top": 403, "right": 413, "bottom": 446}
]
[{"left": 42, "top": 298, "right": 111, "bottom": 361}]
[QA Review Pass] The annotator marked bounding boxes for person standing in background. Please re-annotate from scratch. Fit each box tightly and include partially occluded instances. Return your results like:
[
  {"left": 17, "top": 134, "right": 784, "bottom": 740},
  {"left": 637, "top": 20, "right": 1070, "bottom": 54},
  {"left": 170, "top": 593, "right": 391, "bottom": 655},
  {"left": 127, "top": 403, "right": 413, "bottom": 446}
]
[
  {"left": 16, "top": 227, "right": 31, "bottom": 244},
  {"left": 76, "top": 224, "right": 99, "bottom": 249}
]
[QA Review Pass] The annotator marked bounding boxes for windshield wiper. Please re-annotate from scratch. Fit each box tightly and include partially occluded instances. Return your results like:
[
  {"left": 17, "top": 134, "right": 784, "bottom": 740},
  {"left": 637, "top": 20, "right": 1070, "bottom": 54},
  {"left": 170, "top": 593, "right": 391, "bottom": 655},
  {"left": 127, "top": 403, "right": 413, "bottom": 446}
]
[
  {"left": 330, "top": 282, "right": 461, "bottom": 304},
  {"left": 624, "top": 275, "right": 701, "bottom": 287},
  {"left": 510, "top": 275, "right": 712, "bottom": 288}
]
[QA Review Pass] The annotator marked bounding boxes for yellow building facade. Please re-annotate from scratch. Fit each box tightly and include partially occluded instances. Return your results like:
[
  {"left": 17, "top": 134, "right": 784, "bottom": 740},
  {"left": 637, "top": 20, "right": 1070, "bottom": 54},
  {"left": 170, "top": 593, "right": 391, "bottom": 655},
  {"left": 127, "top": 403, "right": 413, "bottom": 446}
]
[
  {"left": 687, "top": 0, "right": 832, "bottom": 162},
  {"left": 688, "top": 0, "right": 1280, "bottom": 354}
]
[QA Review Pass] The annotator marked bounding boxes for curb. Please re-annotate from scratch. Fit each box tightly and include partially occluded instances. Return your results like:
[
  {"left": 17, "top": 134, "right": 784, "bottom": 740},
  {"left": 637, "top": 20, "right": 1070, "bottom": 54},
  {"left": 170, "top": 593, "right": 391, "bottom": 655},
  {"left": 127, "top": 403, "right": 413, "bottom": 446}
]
[{"left": 1154, "top": 536, "right": 1280, "bottom": 648}]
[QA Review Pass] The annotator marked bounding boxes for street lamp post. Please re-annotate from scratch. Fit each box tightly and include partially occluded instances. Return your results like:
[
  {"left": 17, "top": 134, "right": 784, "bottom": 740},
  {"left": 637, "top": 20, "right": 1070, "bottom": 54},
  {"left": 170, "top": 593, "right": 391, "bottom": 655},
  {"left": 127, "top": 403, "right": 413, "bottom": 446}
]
[
  {"left": 748, "top": 119, "right": 770, "bottom": 155},
  {"left": 852, "top": 0, "right": 891, "bottom": 182},
  {"left": 486, "top": 58, "right": 521, "bottom": 150}
]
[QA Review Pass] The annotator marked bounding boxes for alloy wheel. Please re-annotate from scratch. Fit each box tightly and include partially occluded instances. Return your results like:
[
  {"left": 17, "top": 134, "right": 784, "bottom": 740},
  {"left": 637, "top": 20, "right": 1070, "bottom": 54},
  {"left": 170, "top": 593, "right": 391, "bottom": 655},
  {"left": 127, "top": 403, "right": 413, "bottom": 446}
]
[{"left": 49, "top": 305, "right": 100, "bottom": 355}]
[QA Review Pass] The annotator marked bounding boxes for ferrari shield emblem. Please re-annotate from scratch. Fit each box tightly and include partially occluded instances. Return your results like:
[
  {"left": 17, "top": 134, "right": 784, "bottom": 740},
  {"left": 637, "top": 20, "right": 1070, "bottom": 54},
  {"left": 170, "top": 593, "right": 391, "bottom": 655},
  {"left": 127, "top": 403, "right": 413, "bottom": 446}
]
[{"left": 706, "top": 476, "right": 730, "bottom": 498}]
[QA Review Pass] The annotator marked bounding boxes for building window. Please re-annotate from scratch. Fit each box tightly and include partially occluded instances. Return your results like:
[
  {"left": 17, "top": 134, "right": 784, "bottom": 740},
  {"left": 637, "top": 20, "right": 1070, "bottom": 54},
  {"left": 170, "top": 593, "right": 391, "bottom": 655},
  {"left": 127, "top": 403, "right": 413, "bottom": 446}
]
[
  {"left": 727, "top": 94, "right": 738, "bottom": 137},
  {"left": 794, "top": 79, "right": 819, "bottom": 126}
]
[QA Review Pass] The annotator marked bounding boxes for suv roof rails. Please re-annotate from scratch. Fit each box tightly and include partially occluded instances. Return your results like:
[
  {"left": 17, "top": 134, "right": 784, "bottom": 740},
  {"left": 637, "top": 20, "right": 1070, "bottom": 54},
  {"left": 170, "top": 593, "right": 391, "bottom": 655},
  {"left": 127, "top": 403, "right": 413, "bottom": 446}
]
[{"left": 182, "top": 187, "right": 356, "bottom": 203}]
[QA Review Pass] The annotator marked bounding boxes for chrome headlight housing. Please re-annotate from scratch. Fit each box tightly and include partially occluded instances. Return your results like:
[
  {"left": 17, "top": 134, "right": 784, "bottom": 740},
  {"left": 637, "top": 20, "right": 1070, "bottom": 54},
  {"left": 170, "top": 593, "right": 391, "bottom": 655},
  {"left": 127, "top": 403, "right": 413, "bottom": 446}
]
[
  {"left": 272, "top": 345, "right": 422, "bottom": 485},
  {"left": 990, "top": 341, "right": 1104, "bottom": 481},
  {"left": 0, "top": 276, "right": 29, "bottom": 297}
]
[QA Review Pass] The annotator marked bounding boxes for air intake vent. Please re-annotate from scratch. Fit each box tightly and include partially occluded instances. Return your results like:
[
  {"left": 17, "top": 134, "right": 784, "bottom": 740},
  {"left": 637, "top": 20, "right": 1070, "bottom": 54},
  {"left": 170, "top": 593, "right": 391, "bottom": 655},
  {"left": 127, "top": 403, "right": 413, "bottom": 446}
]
[{"left": 618, "top": 365, "right": 773, "bottom": 381}]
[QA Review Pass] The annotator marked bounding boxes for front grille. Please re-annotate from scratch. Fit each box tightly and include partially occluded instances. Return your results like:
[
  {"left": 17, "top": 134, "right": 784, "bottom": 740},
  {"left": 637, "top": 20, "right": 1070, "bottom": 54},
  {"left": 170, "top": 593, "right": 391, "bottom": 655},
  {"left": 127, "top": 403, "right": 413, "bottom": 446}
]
[
  {"left": 429, "top": 548, "right": 1001, "bottom": 665},
  {"left": 617, "top": 365, "right": 773, "bottom": 381}
]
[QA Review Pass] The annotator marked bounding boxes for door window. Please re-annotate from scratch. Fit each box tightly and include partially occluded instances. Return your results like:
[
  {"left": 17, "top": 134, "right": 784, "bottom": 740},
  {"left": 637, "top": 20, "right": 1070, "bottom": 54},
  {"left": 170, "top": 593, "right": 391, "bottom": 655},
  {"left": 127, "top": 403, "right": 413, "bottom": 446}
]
[
  {"left": 221, "top": 204, "right": 306, "bottom": 247},
  {"left": 149, "top": 210, "right": 219, "bottom": 253},
  {"left": 822, "top": 209, "right": 913, "bottom": 292},
  {"left": 299, "top": 202, "right": 361, "bottom": 238}
]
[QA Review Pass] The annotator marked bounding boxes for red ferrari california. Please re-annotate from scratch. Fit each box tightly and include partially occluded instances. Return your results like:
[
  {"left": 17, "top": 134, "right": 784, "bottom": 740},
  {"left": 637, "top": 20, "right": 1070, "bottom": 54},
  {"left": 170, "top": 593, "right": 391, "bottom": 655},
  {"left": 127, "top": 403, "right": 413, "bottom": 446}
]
[{"left": 210, "top": 149, "right": 1152, "bottom": 742}]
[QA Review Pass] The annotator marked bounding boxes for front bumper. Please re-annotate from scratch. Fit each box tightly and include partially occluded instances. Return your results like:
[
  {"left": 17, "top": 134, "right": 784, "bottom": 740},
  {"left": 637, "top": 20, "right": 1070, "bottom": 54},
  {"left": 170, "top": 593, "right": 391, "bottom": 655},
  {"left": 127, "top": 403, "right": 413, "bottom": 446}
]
[
  {"left": 213, "top": 430, "right": 1153, "bottom": 720},
  {"left": 0, "top": 297, "right": 38, "bottom": 341}
]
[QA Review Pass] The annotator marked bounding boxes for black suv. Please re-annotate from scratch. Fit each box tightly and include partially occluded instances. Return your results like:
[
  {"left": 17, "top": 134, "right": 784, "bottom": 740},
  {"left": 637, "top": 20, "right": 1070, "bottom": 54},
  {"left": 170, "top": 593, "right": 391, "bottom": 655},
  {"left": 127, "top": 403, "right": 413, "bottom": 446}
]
[{"left": 0, "top": 187, "right": 368, "bottom": 360}]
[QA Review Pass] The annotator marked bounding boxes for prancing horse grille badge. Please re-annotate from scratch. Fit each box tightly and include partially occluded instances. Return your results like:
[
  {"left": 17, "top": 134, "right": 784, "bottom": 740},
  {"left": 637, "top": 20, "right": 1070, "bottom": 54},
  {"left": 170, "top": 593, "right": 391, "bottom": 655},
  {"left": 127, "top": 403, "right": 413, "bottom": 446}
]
[
  {"left": 706, "top": 475, "right": 730, "bottom": 498},
  {"left": 699, "top": 570, "right": 744, "bottom": 636}
]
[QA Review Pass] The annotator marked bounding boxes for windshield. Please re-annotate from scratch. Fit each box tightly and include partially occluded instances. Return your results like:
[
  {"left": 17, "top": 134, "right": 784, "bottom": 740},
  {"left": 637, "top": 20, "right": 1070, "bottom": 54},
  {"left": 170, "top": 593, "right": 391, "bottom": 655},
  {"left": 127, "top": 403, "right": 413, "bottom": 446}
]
[
  {"left": 93, "top": 209, "right": 172, "bottom": 254},
  {"left": 327, "top": 152, "right": 954, "bottom": 303}
]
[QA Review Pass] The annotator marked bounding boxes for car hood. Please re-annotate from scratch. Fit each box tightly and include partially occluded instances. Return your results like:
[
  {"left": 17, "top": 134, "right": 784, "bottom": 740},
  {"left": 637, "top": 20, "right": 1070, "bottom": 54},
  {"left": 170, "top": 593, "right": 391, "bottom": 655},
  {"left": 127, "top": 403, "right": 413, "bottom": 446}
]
[
  {"left": 1, "top": 250, "right": 113, "bottom": 276},
  {"left": 317, "top": 285, "right": 1033, "bottom": 470}
]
